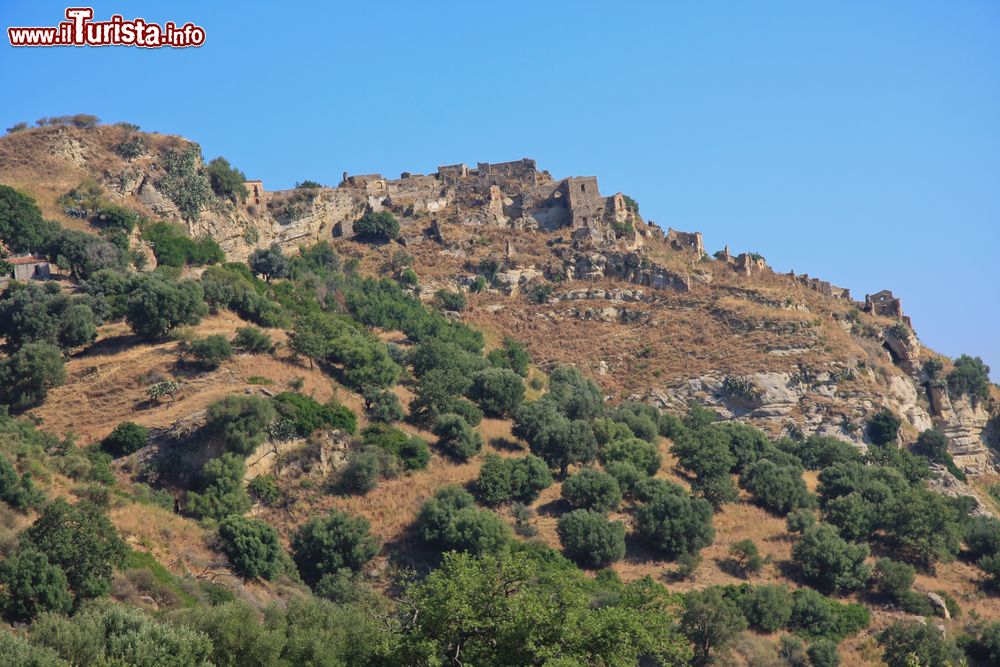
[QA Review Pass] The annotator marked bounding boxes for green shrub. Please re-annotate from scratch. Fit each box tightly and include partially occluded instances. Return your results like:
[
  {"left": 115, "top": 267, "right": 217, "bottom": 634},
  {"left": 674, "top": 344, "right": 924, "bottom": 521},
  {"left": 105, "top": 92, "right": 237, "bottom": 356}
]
[
  {"left": 807, "top": 639, "right": 840, "bottom": 667},
  {"left": 946, "top": 355, "right": 990, "bottom": 402},
  {"left": 186, "top": 454, "right": 251, "bottom": 521},
  {"left": 600, "top": 436, "right": 661, "bottom": 476},
  {"left": 792, "top": 524, "right": 871, "bottom": 594},
  {"left": 435, "top": 289, "right": 466, "bottom": 312},
  {"left": 291, "top": 509, "right": 380, "bottom": 586},
  {"left": 415, "top": 486, "right": 511, "bottom": 556},
  {"left": 729, "top": 539, "right": 765, "bottom": 577},
  {"left": 0, "top": 548, "right": 72, "bottom": 621},
  {"left": 468, "top": 367, "right": 525, "bottom": 416},
  {"left": 0, "top": 342, "right": 66, "bottom": 412},
  {"left": 738, "top": 584, "right": 792, "bottom": 633},
  {"left": 432, "top": 413, "right": 481, "bottom": 461},
  {"left": 739, "top": 459, "right": 814, "bottom": 515},
  {"left": 340, "top": 447, "right": 394, "bottom": 494},
  {"left": 561, "top": 468, "right": 622, "bottom": 512},
  {"left": 0, "top": 455, "right": 40, "bottom": 509},
  {"left": 634, "top": 482, "right": 715, "bottom": 558},
  {"left": 125, "top": 275, "right": 207, "bottom": 338},
  {"left": 206, "top": 157, "right": 248, "bottom": 203},
  {"left": 354, "top": 211, "right": 399, "bottom": 241},
  {"left": 157, "top": 146, "right": 212, "bottom": 221},
  {"left": 475, "top": 454, "right": 552, "bottom": 505},
  {"left": 189, "top": 335, "right": 233, "bottom": 369},
  {"left": 248, "top": 474, "right": 280, "bottom": 506},
  {"left": 101, "top": 421, "right": 148, "bottom": 457},
  {"left": 680, "top": 587, "right": 748, "bottom": 665},
  {"left": 233, "top": 326, "right": 274, "bottom": 353},
  {"left": 362, "top": 387, "right": 405, "bottom": 423},
  {"left": 556, "top": 509, "right": 626, "bottom": 568},
  {"left": 218, "top": 516, "right": 285, "bottom": 580},
  {"left": 789, "top": 588, "right": 870, "bottom": 641},
  {"left": 877, "top": 621, "right": 964, "bottom": 667},
  {"left": 867, "top": 409, "right": 901, "bottom": 446},
  {"left": 204, "top": 395, "right": 276, "bottom": 455},
  {"left": 248, "top": 243, "right": 291, "bottom": 282},
  {"left": 273, "top": 391, "right": 356, "bottom": 436}
]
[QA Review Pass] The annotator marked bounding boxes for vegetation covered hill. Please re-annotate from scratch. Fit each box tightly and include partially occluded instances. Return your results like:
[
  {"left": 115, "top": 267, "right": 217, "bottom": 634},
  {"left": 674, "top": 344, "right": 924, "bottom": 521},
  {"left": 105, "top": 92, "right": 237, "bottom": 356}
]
[{"left": 0, "top": 117, "right": 999, "bottom": 666}]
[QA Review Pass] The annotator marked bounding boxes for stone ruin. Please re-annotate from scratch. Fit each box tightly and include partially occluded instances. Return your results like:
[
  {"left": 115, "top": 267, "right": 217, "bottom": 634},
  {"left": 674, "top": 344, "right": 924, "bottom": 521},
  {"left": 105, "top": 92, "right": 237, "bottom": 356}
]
[
  {"left": 667, "top": 228, "right": 705, "bottom": 256},
  {"left": 864, "top": 289, "right": 911, "bottom": 326},
  {"left": 789, "top": 272, "right": 852, "bottom": 300}
]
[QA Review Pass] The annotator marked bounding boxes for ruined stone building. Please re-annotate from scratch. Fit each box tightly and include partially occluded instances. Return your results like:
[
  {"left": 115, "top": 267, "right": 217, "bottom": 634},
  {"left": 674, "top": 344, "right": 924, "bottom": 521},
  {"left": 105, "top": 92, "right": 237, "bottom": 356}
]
[
  {"left": 244, "top": 179, "right": 264, "bottom": 206},
  {"left": 1, "top": 255, "right": 51, "bottom": 287},
  {"left": 864, "top": 290, "right": 910, "bottom": 325},
  {"left": 666, "top": 228, "right": 705, "bottom": 256}
]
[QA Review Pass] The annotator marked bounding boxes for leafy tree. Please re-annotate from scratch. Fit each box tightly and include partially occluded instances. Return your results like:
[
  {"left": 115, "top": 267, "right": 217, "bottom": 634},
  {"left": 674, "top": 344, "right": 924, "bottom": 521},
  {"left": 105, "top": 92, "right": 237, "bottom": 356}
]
[
  {"left": 789, "top": 588, "right": 870, "bottom": 641},
  {"left": 0, "top": 184, "right": 59, "bottom": 252},
  {"left": 144, "top": 221, "right": 224, "bottom": 267},
  {"left": 233, "top": 326, "right": 274, "bottom": 353},
  {"left": 204, "top": 394, "right": 276, "bottom": 455},
  {"left": 604, "top": 460, "right": 645, "bottom": 498},
  {"left": 354, "top": 211, "right": 400, "bottom": 241},
  {"left": 672, "top": 427, "right": 738, "bottom": 508},
  {"left": 0, "top": 455, "right": 39, "bottom": 509},
  {"left": 361, "top": 424, "right": 428, "bottom": 470},
  {"left": 600, "top": 436, "right": 662, "bottom": 476},
  {"left": 729, "top": 539, "right": 765, "bottom": 577},
  {"left": 125, "top": 275, "right": 207, "bottom": 338},
  {"left": 609, "top": 402, "right": 662, "bottom": 443},
  {"left": 50, "top": 228, "right": 126, "bottom": 279},
  {"left": 398, "top": 550, "right": 692, "bottom": 666},
  {"left": 217, "top": 516, "right": 285, "bottom": 580},
  {"left": 779, "top": 435, "right": 860, "bottom": 470},
  {"left": 206, "top": 156, "right": 248, "bottom": 202},
  {"left": 634, "top": 482, "right": 715, "bottom": 557},
  {"left": 807, "top": 639, "right": 840, "bottom": 667},
  {"left": 339, "top": 447, "right": 387, "bottom": 494},
  {"left": 434, "top": 289, "right": 466, "bottom": 312},
  {"left": 169, "top": 601, "right": 287, "bottom": 667},
  {"left": 274, "top": 391, "right": 356, "bottom": 436},
  {"left": 561, "top": 467, "right": 622, "bottom": 512},
  {"left": 867, "top": 409, "right": 901, "bottom": 446},
  {"left": 468, "top": 367, "right": 525, "bottom": 416},
  {"left": 0, "top": 549, "right": 72, "bottom": 621},
  {"left": 189, "top": 334, "right": 233, "bottom": 369},
  {"left": 738, "top": 584, "right": 792, "bottom": 633},
  {"left": 249, "top": 243, "right": 291, "bottom": 282},
  {"left": 786, "top": 508, "right": 816, "bottom": 534},
  {"left": 81, "top": 268, "right": 138, "bottom": 322},
  {"left": 965, "top": 515, "right": 1000, "bottom": 559},
  {"left": 545, "top": 365, "right": 604, "bottom": 420},
  {"left": 872, "top": 557, "right": 916, "bottom": 602},
  {"left": 0, "top": 282, "right": 97, "bottom": 351},
  {"left": 362, "top": 387, "right": 405, "bottom": 423},
  {"left": 248, "top": 474, "right": 280, "bottom": 506},
  {"left": 792, "top": 524, "right": 871, "bottom": 593},
  {"left": 101, "top": 421, "right": 148, "bottom": 457},
  {"left": 878, "top": 621, "right": 964, "bottom": 667},
  {"left": 739, "top": 459, "right": 814, "bottom": 515},
  {"left": 514, "top": 401, "right": 598, "bottom": 476},
  {"left": 432, "top": 413, "right": 481, "bottom": 460},
  {"left": 186, "top": 454, "right": 252, "bottom": 521},
  {"left": 947, "top": 354, "right": 991, "bottom": 402},
  {"left": 476, "top": 453, "right": 552, "bottom": 505},
  {"left": 680, "top": 587, "right": 748, "bottom": 665},
  {"left": 415, "top": 486, "right": 511, "bottom": 556},
  {"left": 20, "top": 499, "right": 128, "bottom": 600},
  {"left": 0, "top": 342, "right": 66, "bottom": 412},
  {"left": 486, "top": 337, "right": 531, "bottom": 376},
  {"left": 557, "top": 509, "right": 626, "bottom": 568},
  {"left": 291, "top": 509, "right": 380, "bottom": 586}
]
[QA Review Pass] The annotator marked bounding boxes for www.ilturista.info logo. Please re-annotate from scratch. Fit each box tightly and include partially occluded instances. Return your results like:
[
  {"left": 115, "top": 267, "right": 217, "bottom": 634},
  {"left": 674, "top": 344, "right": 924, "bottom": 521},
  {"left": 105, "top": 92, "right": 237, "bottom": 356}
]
[{"left": 8, "top": 7, "right": 205, "bottom": 48}]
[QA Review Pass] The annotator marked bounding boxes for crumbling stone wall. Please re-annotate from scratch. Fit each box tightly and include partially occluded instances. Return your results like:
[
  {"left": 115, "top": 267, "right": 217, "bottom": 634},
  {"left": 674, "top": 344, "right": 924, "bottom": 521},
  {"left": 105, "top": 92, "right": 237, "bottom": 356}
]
[
  {"left": 789, "top": 272, "right": 851, "bottom": 300},
  {"left": 243, "top": 179, "right": 264, "bottom": 206},
  {"left": 864, "top": 290, "right": 904, "bottom": 318},
  {"left": 667, "top": 228, "right": 705, "bottom": 256}
]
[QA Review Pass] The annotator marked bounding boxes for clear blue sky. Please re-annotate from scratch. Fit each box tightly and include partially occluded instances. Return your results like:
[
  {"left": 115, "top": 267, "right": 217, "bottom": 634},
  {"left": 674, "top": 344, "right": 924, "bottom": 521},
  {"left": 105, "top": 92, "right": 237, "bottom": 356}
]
[{"left": 2, "top": 1, "right": 998, "bottom": 379}]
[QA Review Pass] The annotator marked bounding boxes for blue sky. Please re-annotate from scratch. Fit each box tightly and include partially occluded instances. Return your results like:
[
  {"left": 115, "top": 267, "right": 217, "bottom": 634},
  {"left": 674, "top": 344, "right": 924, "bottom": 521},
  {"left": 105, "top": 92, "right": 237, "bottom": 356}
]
[{"left": 2, "top": 1, "right": 998, "bottom": 379}]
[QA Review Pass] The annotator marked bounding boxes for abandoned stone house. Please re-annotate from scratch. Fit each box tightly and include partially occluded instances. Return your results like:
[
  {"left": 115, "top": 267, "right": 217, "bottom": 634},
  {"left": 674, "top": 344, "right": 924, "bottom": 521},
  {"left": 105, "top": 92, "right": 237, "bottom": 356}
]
[
  {"left": 666, "top": 228, "right": 705, "bottom": 256},
  {"left": 864, "top": 289, "right": 910, "bottom": 325},
  {"left": 789, "top": 272, "right": 852, "bottom": 300},
  {"left": 1, "top": 255, "right": 51, "bottom": 286},
  {"left": 244, "top": 179, "right": 265, "bottom": 206}
]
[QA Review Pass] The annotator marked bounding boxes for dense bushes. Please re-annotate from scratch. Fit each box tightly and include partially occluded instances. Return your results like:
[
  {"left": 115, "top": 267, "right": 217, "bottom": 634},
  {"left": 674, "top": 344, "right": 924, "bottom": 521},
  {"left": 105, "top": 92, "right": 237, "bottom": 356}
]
[
  {"left": 249, "top": 243, "right": 291, "bottom": 282},
  {"left": 189, "top": 335, "right": 233, "bottom": 369},
  {"left": 101, "top": 421, "right": 148, "bottom": 457},
  {"left": 233, "top": 326, "right": 274, "bottom": 353},
  {"left": 561, "top": 467, "right": 622, "bottom": 512},
  {"left": 125, "top": 274, "right": 208, "bottom": 338},
  {"left": 361, "top": 424, "right": 429, "bottom": 471},
  {"left": 0, "top": 455, "right": 40, "bottom": 509},
  {"left": 739, "top": 459, "right": 814, "bottom": 514},
  {"left": 947, "top": 354, "right": 991, "bottom": 402},
  {"left": 143, "top": 221, "right": 223, "bottom": 267},
  {"left": 204, "top": 395, "right": 276, "bottom": 455},
  {"left": 217, "top": 516, "right": 286, "bottom": 580},
  {"left": 415, "top": 486, "right": 511, "bottom": 556},
  {"left": 0, "top": 342, "right": 66, "bottom": 412},
  {"left": 273, "top": 391, "right": 356, "bottom": 437},
  {"left": 353, "top": 210, "right": 399, "bottom": 241},
  {"left": 291, "top": 509, "right": 380, "bottom": 586},
  {"left": 467, "top": 367, "right": 525, "bottom": 416},
  {"left": 475, "top": 453, "right": 552, "bottom": 504},
  {"left": 157, "top": 146, "right": 213, "bottom": 221},
  {"left": 557, "top": 509, "right": 626, "bottom": 568},
  {"left": 0, "top": 282, "right": 97, "bottom": 352},
  {"left": 0, "top": 549, "right": 73, "bottom": 621},
  {"left": 0, "top": 184, "right": 59, "bottom": 252},
  {"left": 432, "top": 413, "right": 482, "bottom": 460},
  {"left": 634, "top": 481, "right": 715, "bottom": 558},
  {"left": 867, "top": 409, "right": 901, "bottom": 446},
  {"left": 791, "top": 524, "right": 871, "bottom": 593},
  {"left": 206, "top": 156, "right": 248, "bottom": 202},
  {"left": 600, "top": 436, "right": 661, "bottom": 476}
]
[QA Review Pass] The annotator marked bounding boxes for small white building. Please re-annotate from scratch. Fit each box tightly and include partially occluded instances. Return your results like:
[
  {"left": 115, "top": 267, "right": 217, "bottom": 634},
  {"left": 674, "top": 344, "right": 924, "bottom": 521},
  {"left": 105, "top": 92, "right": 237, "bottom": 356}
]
[{"left": 2, "top": 255, "right": 51, "bottom": 284}]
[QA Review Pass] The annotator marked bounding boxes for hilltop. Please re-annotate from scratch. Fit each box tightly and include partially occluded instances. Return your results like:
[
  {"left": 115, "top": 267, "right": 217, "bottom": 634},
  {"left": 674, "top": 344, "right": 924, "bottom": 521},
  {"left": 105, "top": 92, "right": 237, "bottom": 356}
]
[{"left": 0, "top": 118, "right": 999, "bottom": 666}]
